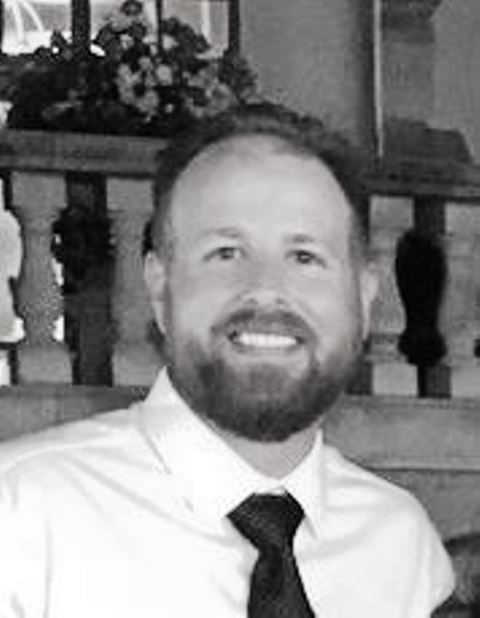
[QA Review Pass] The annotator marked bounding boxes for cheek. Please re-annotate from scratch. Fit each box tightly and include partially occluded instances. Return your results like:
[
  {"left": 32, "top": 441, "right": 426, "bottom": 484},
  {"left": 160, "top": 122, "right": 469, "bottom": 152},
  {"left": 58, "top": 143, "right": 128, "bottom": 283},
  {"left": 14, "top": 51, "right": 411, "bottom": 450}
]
[
  {"left": 172, "top": 257, "right": 249, "bottom": 301},
  {"left": 166, "top": 266, "right": 237, "bottom": 333},
  {"left": 292, "top": 276, "right": 362, "bottom": 336}
]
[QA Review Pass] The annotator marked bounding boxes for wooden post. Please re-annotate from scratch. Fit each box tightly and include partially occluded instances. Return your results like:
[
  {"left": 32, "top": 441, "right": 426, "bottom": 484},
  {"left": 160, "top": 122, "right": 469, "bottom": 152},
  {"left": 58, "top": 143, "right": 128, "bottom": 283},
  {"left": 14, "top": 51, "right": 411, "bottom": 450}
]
[
  {"left": 0, "top": 0, "right": 4, "bottom": 54},
  {"left": 155, "top": 0, "right": 163, "bottom": 50},
  {"left": 71, "top": 0, "right": 91, "bottom": 56},
  {"left": 228, "top": 0, "right": 240, "bottom": 54}
]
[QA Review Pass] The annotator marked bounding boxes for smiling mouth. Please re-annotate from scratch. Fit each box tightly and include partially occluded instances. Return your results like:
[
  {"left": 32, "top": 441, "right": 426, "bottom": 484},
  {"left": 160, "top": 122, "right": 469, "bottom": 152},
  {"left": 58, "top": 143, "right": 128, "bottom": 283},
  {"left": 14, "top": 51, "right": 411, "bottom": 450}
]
[{"left": 229, "top": 331, "right": 301, "bottom": 351}]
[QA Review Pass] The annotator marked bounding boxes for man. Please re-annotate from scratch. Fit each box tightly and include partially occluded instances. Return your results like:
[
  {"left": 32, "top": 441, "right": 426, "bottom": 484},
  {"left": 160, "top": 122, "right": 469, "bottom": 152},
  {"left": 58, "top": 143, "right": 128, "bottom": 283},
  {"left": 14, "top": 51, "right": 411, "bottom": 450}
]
[{"left": 0, "top": 104, "right": 454, "bottom": 617}]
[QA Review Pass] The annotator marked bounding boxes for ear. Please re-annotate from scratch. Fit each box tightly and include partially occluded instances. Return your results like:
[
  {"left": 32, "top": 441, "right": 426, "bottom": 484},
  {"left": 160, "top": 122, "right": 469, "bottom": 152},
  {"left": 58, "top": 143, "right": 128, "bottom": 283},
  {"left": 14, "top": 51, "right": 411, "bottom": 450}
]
[
  {"left": 144, "top": 251, "right": 167, "bottom": 333},
  {"left": 359, "top": 260, "right": 379, "bottom": 340}
]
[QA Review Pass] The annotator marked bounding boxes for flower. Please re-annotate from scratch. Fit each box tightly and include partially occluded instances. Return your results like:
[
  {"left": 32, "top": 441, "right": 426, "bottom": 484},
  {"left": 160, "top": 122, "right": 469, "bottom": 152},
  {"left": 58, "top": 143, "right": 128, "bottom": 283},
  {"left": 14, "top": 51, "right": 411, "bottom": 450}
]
[
  {"left": 162, "top": 34, "right": 176, "bottom": 51},
  {"left": 135, "top": 88, "right": 159, "bottom": 119},
  {"left": 7, "top": 0, "right": 258, "bottom": 137}
]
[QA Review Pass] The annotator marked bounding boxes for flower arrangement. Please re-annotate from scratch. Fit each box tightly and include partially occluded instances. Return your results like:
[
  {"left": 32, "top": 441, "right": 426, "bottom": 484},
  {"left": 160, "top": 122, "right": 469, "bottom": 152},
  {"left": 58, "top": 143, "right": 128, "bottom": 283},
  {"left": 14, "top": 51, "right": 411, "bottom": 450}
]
[{"left": 7, "top": 0, "right": 257, "bottom": 136}]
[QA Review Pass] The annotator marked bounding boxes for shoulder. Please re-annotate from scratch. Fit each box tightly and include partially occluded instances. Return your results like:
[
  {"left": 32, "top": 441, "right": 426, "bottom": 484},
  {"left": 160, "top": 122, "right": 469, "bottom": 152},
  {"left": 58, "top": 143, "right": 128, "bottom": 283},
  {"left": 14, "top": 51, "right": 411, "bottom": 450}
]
[
  {"left": 323, "top": 443, "right": 438, "bottom": 535},
  {"left": 322, "top": 444, "right": 455, "bottom": 609},
  {"left": 0, "top": 406, "right": 142, "bottom": 488}
]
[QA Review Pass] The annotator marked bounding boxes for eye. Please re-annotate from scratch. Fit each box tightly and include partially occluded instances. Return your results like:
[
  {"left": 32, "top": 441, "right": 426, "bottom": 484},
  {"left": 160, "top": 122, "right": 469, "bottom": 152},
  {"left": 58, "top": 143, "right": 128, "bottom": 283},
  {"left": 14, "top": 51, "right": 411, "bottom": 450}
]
[
  {"left": 290, "top": 249, "right": 325, "bottom": 266},
  {"left": 206, "top": 246, "right": 242, "bottom": 262}
]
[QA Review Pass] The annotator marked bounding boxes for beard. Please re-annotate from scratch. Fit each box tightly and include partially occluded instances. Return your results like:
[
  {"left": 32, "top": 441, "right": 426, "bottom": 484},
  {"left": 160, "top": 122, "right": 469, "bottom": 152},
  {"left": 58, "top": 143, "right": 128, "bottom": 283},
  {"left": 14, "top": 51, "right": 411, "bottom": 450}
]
[{"left": 164, "top": 306, "right": 362, "bottom": 442}]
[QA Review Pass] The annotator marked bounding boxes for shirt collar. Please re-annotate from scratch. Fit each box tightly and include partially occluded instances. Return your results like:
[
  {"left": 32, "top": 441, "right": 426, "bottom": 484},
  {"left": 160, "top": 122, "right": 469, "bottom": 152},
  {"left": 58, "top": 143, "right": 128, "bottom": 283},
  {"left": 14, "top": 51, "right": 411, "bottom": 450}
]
[{"left": 140, "top": 371, "right": 324, "bottom": 536}]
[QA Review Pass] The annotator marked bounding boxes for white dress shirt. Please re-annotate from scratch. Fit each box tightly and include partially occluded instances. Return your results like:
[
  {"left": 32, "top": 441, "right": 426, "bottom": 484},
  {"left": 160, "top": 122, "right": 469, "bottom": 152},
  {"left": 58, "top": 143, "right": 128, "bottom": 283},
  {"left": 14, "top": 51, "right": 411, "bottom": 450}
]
[{"left": 0, "top": 371, "right": 454, "bottom": 618}]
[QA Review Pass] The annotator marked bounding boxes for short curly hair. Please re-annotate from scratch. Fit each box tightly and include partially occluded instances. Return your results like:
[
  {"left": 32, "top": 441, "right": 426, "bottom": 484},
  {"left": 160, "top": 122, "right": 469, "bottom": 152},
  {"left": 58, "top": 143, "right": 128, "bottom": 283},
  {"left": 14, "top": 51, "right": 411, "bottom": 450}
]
[{"left": 146, "top": 102, "right": 369, "bottom": 260}]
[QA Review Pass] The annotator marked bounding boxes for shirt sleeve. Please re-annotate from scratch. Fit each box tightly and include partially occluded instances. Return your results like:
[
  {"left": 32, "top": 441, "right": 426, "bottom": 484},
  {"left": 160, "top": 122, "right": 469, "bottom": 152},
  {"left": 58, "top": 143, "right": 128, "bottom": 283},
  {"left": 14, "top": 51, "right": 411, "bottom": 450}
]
[{"left": 405, "top": 500, "right": 456, "bottom": 618}]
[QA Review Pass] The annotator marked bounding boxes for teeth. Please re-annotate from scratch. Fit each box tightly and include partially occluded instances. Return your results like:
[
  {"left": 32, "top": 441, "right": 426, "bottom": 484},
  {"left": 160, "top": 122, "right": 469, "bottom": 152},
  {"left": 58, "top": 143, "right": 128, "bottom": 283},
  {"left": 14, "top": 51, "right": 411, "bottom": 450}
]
[{"left": 236, "top": 332, "right": 297, "bottom": 349}]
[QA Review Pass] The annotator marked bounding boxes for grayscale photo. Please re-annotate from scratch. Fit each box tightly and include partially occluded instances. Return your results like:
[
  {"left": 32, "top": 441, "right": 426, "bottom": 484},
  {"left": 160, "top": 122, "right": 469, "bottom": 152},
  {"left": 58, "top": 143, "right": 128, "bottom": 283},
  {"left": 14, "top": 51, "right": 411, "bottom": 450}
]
[{"left": 0, "top": 1, "right": 478, "bottom": 616}]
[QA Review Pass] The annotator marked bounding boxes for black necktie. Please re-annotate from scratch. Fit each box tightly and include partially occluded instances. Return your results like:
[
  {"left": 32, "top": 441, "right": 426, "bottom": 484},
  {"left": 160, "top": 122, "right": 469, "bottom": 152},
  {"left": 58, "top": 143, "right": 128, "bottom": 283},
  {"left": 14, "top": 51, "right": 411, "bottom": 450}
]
[{"left": 229, "top": 493, "right": 315, "bottom": 618}]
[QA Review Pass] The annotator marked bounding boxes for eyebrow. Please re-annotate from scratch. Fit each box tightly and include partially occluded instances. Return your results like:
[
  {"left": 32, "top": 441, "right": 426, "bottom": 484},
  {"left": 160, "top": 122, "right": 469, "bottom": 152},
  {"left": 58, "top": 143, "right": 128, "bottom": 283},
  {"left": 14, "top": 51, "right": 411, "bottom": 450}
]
[
  {"left": 199, "top": 227, "right": 243, "bottom": 240},
  {"left": 286, "top": 233, "right": 339, "bottom": 255},
  {"left": 286, "top": 233, "right": 318, "bottom": 244}
]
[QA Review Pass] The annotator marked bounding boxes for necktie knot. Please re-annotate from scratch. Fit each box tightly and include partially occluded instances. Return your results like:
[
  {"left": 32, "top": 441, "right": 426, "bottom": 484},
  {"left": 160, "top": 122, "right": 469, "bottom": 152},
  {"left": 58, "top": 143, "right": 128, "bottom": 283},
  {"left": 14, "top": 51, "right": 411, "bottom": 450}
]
[{"left": 229, "top": 493, "right": 304, "bottom": 552}]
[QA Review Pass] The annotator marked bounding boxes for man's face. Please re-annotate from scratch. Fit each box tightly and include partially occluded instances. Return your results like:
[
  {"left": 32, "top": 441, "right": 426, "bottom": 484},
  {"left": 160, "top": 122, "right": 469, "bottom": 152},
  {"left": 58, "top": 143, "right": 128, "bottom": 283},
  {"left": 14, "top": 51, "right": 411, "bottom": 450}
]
[{"left": 146, "top": 136, "right": 376, "bottom": 442}]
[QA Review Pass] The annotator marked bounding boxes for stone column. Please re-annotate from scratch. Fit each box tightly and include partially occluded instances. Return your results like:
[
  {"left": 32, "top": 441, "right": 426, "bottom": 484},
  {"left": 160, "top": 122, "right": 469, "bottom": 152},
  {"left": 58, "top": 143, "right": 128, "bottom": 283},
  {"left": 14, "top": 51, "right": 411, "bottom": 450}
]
[
  {"left": 0, "top": 176, "right": 22, "bottom": 343},
  {"left": 369, "top": 194, "right": 417, "bottom": 395},
  {"left": 241, "top": 0, "right": 377, "bottom": 154},
  {"left": 107, "top": 178, "right": 161, "bottom": 386},
  {"left": 440, "top": 202, "right": 480, "bottom": 397},
  {"left": 10, "top": 171, "right": 71, "bottom": 383},
  {"left": 0, "top": 176, "right": 22, "bottom": 385}
]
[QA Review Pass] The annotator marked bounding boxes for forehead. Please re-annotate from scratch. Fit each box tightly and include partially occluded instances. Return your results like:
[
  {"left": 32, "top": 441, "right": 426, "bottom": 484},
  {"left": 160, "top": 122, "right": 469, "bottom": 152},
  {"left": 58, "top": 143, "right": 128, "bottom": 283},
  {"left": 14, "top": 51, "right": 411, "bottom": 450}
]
[
  {"left": 168, "top": 135, "right": 353, "bottom": 239},
  {"left": 176, "top": 134, "right": 342, "bottom": 189}
]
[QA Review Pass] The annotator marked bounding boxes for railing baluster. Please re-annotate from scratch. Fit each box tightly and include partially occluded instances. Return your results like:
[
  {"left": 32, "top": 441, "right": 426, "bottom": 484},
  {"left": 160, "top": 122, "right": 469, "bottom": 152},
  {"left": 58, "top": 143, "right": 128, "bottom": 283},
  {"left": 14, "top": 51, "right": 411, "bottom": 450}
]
[
  {"left": 107, "top": 177, "right": 161, "bottom": 385},
  {"left": 369, "top": 194, "right": 417, "bottom": 395},
  {"left": 0, "top": 176, "right": 22, "bottom": 385},
  {"left": 441, "top": 202, "right": 480, "bottom": 397},
  {"left": 0, "top": 176, "right": 22, "bottom": 342},
  {"left": 9, "top": 171, "right": 71, "bottom": 383}
]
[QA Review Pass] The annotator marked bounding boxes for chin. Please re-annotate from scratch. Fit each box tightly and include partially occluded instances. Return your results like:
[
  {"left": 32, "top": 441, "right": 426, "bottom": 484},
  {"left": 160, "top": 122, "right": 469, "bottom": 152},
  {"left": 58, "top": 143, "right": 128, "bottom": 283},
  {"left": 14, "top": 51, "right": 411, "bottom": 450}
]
[
  {"left": 166, "top": 336, "right": 357, "bottom": 442},
  {"left": 195, "top": 360, "right": 342, "bottom": 442}
]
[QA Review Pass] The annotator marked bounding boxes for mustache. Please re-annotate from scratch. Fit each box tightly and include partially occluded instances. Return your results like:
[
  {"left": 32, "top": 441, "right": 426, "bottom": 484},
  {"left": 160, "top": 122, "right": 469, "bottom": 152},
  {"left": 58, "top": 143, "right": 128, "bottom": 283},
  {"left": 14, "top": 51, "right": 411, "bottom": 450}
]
[{"left": 213, "top": 306, "right": 316, "bottom": 342}]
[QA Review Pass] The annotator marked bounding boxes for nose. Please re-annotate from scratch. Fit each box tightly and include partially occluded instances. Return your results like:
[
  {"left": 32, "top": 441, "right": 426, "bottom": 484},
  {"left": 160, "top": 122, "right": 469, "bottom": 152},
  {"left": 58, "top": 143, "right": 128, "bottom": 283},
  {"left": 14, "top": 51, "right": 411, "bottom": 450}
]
[{"left": 242, "top": 255, "right": 287, "bottom": 307}]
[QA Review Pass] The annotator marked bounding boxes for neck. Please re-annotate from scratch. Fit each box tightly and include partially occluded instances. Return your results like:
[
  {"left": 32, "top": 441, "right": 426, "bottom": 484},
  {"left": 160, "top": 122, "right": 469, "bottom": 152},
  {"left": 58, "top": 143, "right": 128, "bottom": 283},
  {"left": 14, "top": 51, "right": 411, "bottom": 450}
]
[{"left": 212, "top": 423, "right": 321, "bottom": 478}]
